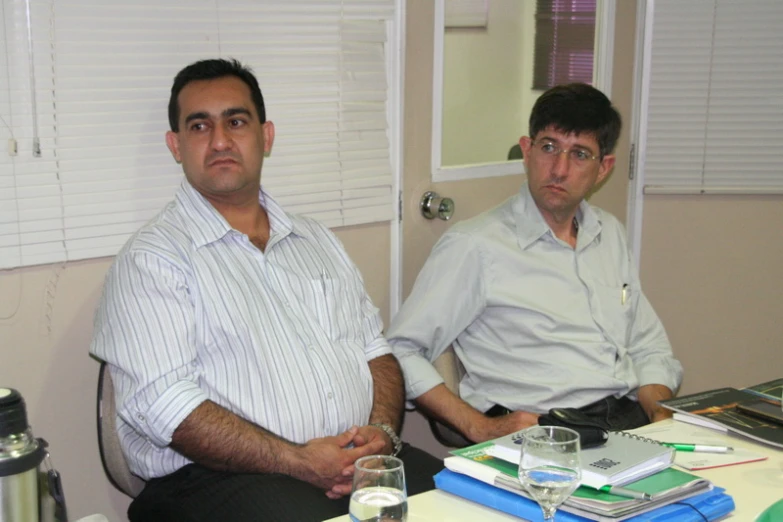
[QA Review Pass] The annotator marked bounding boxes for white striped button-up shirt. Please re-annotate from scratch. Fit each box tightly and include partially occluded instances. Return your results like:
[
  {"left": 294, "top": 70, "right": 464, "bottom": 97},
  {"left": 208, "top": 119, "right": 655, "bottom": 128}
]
[{"left": 91, "top": 180, "right": 391, "bottom": 480}]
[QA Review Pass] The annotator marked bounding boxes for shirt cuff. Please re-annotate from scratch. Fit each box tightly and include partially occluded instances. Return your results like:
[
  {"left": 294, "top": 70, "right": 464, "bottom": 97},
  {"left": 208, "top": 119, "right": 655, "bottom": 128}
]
[
  {"left": 397, "top": 353, "right": 446, "bottom": 401},
  {"left": 636, "top": 359, "right": 683, "bottom": 395},
  {"left": 365, "top": 336, "right": 393, "bottom": 360},
  {"left": 126, "top": 380, "right": 208, "bottom": 448}
]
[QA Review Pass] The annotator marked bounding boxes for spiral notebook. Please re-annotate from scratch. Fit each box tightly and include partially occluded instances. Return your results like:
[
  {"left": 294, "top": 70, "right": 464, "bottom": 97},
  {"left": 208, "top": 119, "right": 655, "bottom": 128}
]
[{"left": 486, "top": 430, "right": 675, "bottom": 489}]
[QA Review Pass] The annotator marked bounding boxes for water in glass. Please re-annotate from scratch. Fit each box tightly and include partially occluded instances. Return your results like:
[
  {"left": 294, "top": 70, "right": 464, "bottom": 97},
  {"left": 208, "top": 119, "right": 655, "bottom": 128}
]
[
  {"left": 518, "top": 426, "right": 581, "bottom": 521},
  {"left": 349, "top": 455, "right": 407, "bottom": 522}
]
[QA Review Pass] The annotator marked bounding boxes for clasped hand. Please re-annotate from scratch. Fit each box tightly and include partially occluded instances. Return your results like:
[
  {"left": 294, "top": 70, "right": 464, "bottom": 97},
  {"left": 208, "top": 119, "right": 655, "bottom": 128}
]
[{"left": 298, "top": 425, "right": 391, "bottom": 499}]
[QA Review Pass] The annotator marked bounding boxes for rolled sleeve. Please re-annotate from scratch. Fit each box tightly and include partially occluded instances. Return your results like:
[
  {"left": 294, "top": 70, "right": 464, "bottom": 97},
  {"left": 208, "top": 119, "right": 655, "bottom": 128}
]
[
  {"left": 365, "top": 334, "right": 393, "bottom": 361},
  {"left": 634, "top": 356, "right": 683, "bottom": 393},
  {"left": 123, "top": 379, "right": 208, "bottom": 447},
  {"left": 92, "top": 247, "right": 204, "bottom": 447},
  {"left": 393, "top": 342, "right": 446, "bottom": 400},
  {"left": 628, "top": 292, "right": 684, "bottom": 393}
]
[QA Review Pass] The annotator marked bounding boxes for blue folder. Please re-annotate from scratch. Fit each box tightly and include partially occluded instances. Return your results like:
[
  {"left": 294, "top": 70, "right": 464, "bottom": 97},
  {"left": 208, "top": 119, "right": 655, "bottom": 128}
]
[{"left": 434, "top": 469, "right": 735, "bottom": 521}]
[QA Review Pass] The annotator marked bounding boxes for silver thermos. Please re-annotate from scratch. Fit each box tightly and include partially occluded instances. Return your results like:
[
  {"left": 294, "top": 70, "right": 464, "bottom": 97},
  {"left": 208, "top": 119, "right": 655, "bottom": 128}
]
[{"left": 0, "top": 388, "right": 66, "bottom": 522}]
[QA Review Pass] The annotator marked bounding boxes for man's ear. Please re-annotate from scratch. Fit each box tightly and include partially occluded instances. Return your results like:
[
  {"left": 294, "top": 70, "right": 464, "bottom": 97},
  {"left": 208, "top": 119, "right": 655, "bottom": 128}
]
[
  {"left": 165, "top": 131, "right": 181, "bottom": 163},
  {"left": 519, "top": 136, "right": 532, "bottom": 157},
  {"left": 596, "top": 154, "right": 616, "bottom": 185},
  {"left": 262, "top": 121, "right": 275, "bottom": 156},
  {"left": 519, "top": 136, "right": 532, "bottom": 171}
]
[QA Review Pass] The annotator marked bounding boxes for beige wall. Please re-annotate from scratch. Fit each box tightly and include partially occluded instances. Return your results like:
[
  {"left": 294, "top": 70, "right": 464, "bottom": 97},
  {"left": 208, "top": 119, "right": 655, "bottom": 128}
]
[
  {"left": 640, "top": 196, "right": 783, "bottom": 394},
  {"left": 0, "top": 222, "right": 390, "bottom": 521}
]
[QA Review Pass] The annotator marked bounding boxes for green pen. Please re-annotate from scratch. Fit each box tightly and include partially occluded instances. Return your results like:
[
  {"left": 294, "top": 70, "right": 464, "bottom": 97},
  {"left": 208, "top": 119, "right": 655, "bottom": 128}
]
[
  {"left": 660, "top": 442, "right": 733, "bottom": 453},
  {"left": 596, "top": 485, "right": 652, "bottom": 501}
]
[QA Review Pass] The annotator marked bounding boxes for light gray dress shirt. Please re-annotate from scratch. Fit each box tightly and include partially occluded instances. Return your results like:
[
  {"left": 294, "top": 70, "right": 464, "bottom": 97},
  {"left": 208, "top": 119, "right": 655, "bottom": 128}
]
[
  {"left": 387, "top": 183, "right": 682, "bottom": 414},
  {"left": 91, "top": 180, "right": 390, "bottom": 479}
]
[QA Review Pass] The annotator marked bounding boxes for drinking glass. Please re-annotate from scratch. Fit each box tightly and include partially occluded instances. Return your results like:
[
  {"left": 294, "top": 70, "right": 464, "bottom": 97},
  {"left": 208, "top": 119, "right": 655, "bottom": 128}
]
[
  {"left": 517, "top": 426, "right": 581, "bottom": 521},
  {"left": 349, "top": 455, "right": 408, "bottom": 522}
]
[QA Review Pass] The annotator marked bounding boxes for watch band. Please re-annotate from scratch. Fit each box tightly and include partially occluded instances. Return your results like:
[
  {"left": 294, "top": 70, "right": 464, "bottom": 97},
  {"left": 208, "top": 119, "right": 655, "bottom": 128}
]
[{"left": 370, "top": 423, "right": 403, "bottom": 456}]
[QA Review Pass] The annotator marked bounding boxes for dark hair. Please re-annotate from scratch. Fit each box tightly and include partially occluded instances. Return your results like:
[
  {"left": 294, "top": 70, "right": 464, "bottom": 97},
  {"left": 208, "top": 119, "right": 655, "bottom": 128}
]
[
  {"left": 168, "top": 58, "right": 266, "bottom": 132},
  {"left": 528, "top": 83, "right": 621, "bottom": 158}
]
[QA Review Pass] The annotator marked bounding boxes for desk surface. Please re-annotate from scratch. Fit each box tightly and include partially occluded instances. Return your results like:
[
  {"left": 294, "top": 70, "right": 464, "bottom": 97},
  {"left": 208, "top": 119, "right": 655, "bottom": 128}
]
[{"left": 325, "top": 419, "right": 783, "bottom": 521}]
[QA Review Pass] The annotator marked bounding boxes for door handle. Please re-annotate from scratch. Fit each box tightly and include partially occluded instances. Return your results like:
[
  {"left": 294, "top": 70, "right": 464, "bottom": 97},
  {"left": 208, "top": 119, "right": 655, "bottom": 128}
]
[{"left": 420, "top": 191, "right": 455, "bottom": 221}]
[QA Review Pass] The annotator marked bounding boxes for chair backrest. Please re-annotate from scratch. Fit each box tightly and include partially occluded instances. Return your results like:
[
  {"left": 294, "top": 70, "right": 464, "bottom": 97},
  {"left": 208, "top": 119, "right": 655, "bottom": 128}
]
[
  {"left": 428, "top": 346, "right": 472, "bottom": 448},
  {"left": 96, "top": 362, "right": 146, "bottom": 498},
  {"left": 432, "top": 346, "right": 465, "bottom": 396}
]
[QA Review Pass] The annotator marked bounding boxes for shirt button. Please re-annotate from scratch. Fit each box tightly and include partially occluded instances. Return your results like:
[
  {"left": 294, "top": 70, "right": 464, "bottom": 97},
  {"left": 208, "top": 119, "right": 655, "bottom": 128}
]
[
  {"left": 136, "top": 413, "right": 145, "bottom": 422},
  {"left": 327, "top": 392, "right": 334, "bottom": 400}
]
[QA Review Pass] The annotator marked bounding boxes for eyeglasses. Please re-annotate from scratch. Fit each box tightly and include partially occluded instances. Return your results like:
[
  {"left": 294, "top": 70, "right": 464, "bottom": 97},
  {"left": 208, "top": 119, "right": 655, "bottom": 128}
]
[{"left": 530, "top": 140, "right": 599, "bottom": 165}]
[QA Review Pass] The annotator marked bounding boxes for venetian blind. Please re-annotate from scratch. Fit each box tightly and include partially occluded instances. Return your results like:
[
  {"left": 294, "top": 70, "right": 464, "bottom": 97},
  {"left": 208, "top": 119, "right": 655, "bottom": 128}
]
[
  {"left": 533, "top": 0, "right": 596, "bottom": 90},
  {"left": 0, "top": 0, "right": 396, "bottom": 269},
  {"left": 643, "top": 0, "right": 783, "bottom": 194}
]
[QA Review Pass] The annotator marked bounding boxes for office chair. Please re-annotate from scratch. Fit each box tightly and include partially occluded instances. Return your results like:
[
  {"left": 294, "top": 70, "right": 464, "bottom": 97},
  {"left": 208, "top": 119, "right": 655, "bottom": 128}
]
[
  {"left": 427, "top": 347, "right": 472, "bottom": 448},
  {"left": 96, "top": 361, "right": 146, "bottom": 498}
]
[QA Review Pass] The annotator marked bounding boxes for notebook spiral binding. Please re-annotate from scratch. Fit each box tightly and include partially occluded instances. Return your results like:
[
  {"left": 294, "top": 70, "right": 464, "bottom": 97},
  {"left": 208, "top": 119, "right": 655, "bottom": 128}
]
[{"left": 612, "top": 431, "right": 664, "bottom": 446}]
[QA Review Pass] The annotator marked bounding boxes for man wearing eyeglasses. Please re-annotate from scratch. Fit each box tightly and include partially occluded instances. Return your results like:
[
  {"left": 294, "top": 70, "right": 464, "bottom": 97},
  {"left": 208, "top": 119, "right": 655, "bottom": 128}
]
[{"left": 388, "top": 83, "right": 683, "bottom": 444}]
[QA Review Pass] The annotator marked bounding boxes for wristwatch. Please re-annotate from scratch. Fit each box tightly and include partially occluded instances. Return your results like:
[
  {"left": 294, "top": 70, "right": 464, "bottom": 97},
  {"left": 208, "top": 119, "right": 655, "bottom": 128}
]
[{"left": 370, "top": 423, "right": 403, "bottom": 456}]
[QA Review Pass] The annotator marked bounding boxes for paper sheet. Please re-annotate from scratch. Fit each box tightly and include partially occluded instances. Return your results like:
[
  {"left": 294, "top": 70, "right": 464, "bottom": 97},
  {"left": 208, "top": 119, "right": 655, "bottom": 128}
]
[{"left": 629, "top": 421, "right": 767, "bottom": 470}]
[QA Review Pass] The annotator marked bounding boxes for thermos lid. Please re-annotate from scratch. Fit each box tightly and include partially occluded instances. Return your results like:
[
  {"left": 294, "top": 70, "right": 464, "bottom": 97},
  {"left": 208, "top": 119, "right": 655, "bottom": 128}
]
[{"left": 0, "top": 388, "right": 28, "bottom": 438}]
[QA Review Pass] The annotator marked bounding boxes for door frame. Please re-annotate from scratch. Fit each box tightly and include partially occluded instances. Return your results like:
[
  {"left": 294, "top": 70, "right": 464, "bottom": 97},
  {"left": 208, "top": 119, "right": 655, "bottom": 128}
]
[
  {"left": 626, "top": 0, "right": 652, "bottom": 263},
  {"left": 390, "top": 0, "right": 405, "bottom": 317}
]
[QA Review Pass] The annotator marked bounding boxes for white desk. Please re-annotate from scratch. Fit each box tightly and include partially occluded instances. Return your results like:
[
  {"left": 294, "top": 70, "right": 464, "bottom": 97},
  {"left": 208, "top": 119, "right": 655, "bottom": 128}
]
[{"left": 325, "top": 420, "right": 783, "bottom": 521}]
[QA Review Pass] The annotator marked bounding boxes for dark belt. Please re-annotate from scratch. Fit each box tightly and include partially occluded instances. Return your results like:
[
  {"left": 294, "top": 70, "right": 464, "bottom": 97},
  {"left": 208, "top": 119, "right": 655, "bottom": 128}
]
[{"left": 485, "top": 404, "right": 512, "bottom": 417}]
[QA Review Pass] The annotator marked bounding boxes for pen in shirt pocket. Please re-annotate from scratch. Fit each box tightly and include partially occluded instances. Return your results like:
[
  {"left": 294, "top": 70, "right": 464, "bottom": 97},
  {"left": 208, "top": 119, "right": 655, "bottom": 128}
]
[{"left": 621, "top": 284, "right": 629, "bottom": 305}]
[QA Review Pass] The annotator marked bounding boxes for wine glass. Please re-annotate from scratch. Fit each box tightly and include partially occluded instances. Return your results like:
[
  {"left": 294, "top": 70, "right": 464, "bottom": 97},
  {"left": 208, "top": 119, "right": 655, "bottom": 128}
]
[
  {"left": 517, "top": 426, "right": 581, "bottom": 521},
  {"left": 349, "top": 455, "right": 408, "bottom": 522}
]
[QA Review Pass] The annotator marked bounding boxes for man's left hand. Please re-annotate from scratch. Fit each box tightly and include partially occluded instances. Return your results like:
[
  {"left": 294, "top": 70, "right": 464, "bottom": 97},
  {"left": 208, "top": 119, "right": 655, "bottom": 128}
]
[
  {"left": 638, "top": 384, "right": 675, "bottom": 423},
  {"left": 328, "top": 425, "right": 392, "bottom": 499},
  {"left": 351, "top": 424, "right": 393, "bottom": 453}
]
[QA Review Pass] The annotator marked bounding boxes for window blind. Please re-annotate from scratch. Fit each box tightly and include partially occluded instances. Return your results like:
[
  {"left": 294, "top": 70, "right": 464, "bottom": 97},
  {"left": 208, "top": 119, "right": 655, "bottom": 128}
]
[
  {"left": 533, "top": 0, "right": 596, "bottom": 90},
  {"left": 0, "top": 0, "right": 396, "bottom": 270},
  {"left": 643, "top": 0, "right": 783, "bottom": 194}
]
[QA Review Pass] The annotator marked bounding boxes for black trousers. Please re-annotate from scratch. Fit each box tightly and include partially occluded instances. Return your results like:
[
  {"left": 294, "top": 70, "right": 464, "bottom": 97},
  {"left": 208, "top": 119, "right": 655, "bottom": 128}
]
[
  {"left": 128, "top": 444, "right": 443, "bottom": 522},
  {"left": 486, "top": 395, "right": 650, "bottom": 431}
]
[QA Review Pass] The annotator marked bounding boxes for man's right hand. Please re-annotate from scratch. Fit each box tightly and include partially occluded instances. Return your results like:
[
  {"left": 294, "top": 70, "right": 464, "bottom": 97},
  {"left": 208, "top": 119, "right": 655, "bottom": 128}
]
[
  {"left": 290, "top": 427, "right": 385, "bottom": 495},
  {"left": 468, "top": 410, "right": 540, "bottom": 442},
  {"left": 413, "top": 384, "right": 540, "bottom": 444}
]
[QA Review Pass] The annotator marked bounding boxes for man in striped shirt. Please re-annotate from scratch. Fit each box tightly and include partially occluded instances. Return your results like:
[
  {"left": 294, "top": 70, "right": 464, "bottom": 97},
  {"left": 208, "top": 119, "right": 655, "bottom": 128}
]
[{"left": 91, "top": 58, "right": 441, "bottom": 522}]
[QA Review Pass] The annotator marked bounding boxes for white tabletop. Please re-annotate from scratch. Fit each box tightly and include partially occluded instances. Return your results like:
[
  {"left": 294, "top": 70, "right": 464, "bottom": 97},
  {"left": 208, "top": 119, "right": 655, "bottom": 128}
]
[{"left": 324, "top": 419, "right": 783, "bottom": 521}]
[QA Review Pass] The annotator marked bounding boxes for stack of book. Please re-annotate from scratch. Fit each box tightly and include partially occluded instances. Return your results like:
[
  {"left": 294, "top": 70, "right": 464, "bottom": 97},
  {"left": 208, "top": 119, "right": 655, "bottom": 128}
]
[
  {"left": 659, "top": 378, "right": 783, "bottom": 450},
  {"left": 436, "top": 435, "right": 735, "bottom": 521}
]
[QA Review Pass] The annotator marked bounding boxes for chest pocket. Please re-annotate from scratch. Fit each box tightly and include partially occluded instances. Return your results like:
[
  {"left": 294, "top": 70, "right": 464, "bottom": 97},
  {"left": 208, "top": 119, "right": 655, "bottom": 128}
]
[
  {"left": 592, "top": 282, "right": 636, "bottom": 347},
  {"left": 302, "top": 277, "right": 364, "bottom": 341}
]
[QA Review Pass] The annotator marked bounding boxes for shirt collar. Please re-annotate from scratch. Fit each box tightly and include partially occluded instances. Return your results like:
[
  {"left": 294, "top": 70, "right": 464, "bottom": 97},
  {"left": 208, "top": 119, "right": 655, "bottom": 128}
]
[
  {"left": 175, "top": 180, "right": 309, "bottom": 248},
  {"left": 513, "top": 182, "right": 602, "bottom": 250}
]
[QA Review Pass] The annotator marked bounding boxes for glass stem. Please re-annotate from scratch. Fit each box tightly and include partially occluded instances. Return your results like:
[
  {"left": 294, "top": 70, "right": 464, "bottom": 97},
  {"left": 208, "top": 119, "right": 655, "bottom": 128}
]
[{"left": 541, "top": 505, "right": 557, "bottom": 521}]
